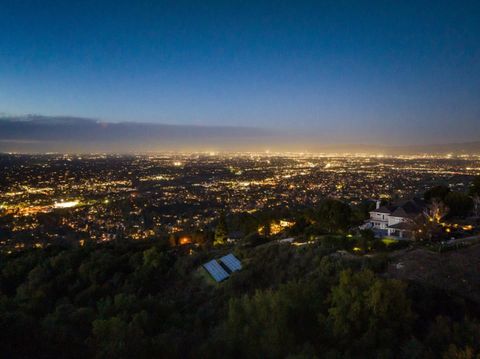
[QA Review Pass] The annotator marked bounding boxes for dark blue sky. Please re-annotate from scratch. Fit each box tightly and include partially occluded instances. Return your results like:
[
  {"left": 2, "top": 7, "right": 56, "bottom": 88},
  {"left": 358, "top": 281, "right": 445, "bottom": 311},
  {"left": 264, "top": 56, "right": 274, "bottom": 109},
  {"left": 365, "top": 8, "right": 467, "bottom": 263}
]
[{"left": 1, "top": 0, "right": 479, "bottom": 145}]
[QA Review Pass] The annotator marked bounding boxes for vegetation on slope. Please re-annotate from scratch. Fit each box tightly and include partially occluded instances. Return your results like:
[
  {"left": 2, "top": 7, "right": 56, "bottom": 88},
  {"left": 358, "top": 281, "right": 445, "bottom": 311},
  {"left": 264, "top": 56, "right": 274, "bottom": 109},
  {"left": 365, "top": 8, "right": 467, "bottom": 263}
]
[{"left": 1, "top": 237, "right": 479, "bottom": 358}]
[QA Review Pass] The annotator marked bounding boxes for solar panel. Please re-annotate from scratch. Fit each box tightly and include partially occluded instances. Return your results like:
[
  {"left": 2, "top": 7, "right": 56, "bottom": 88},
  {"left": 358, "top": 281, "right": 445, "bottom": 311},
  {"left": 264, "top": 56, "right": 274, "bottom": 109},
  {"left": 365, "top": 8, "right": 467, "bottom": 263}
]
[
  {"left": 203, "top": 260, "right": 230, "bottom": 282},
  {"left": 219, "top": 253, "right": 242, "bottom": 272}
]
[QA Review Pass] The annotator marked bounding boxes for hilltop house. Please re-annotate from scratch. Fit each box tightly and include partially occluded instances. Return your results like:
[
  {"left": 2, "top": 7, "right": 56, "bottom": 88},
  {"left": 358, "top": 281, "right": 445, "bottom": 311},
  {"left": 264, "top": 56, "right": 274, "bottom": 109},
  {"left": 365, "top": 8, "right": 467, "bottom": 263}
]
[{"left": 365, "top": 198, "right": 426, "bottom": 239}]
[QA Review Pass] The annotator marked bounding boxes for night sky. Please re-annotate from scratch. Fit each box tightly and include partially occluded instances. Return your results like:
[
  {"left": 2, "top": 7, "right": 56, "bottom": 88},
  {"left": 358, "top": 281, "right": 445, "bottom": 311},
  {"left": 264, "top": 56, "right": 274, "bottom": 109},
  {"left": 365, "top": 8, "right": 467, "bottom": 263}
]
[{"left": 1, "top": 0, "right": 479, "bottom": 148}]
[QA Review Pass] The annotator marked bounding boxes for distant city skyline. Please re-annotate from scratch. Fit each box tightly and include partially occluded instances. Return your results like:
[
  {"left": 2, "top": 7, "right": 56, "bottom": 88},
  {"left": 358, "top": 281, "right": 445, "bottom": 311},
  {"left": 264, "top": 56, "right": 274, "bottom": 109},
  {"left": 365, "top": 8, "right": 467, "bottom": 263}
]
[{"left": 1, "top": 1, "right": 480, "bottom": 149}]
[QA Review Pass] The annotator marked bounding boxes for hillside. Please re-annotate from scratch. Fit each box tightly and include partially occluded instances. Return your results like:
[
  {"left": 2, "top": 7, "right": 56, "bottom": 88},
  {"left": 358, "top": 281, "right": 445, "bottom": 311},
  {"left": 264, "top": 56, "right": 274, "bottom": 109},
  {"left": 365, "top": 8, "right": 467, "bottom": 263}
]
[
  {"left": 388, "top": 243, "right": 480, "bottom": 304},
  {"left": 1, "top": 239, "right": 480, "bottom": 358}
]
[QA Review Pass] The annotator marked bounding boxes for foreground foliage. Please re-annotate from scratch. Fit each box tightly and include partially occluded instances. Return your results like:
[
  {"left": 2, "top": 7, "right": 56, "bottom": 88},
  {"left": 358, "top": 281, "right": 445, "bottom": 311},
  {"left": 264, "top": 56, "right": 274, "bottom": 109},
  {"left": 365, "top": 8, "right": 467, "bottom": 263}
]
[{"left": 0, "top": 239, "right": 479, "bottom": 358}]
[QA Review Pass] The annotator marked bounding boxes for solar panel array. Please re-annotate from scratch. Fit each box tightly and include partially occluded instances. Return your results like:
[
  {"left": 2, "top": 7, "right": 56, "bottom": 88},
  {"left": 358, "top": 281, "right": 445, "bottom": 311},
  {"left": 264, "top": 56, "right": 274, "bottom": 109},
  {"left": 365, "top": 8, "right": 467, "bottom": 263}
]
[
  {"left": 202, "top": 253, "right": 242, "bottom": 283},
  {"left": 219, "top": 254, "right": 242, "bottom": 272},
  {"left": 203, "top": 260, "right": 230, "bottom": 282}
]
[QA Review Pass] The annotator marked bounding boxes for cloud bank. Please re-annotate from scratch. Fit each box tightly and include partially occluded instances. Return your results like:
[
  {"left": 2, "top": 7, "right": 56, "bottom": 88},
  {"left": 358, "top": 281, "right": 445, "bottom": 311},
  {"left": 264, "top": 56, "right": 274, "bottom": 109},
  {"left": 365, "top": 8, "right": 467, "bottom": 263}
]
[
  {"left": 0, "top": 115, "right": 275, "bottom": 152},
  {"left": 1, "top": 115, "right": 479, "bottom": 154}
]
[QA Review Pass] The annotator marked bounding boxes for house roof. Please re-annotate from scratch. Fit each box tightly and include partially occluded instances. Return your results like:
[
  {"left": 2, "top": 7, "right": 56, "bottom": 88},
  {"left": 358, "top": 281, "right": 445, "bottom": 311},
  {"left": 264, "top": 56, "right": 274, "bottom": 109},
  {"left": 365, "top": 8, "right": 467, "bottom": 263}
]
[
  {"left": 391, "top": 207, "right": 410, "bottom": 218},
  {"left": 371, "top": 203, "right": 398, "bottom": 214},
  {"left": 372, "top": 198, "right": 425, "bottom": 218},
  {"left": 390, "top": 199, "right": 425, "bottom": 218},
  {"left": 373, "top": 206, "right": 394, "bottom": 214}
]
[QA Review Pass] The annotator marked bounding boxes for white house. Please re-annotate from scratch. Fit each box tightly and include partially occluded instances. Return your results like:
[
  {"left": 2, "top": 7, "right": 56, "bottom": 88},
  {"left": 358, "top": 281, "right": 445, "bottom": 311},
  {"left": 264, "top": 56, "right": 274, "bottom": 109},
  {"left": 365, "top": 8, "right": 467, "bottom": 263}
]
[{"left": 365, "top": 199, "right": 425, "bottom": 239}]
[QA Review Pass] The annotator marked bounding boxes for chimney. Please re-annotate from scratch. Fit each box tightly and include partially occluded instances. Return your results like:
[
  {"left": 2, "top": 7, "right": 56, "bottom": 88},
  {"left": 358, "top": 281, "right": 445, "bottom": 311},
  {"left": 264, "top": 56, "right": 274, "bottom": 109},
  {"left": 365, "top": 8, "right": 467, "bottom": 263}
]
[{"left": 376, "top": 200, "right": 381, "bottom": 209}]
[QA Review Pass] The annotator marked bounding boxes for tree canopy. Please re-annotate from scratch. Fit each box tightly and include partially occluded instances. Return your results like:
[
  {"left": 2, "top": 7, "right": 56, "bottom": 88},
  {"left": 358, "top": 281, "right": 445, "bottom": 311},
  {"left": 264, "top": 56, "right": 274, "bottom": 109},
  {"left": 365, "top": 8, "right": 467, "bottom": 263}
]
[
  {"left": 424, "top": 185, "right": 451, "bottom": 202},
  {"left": 1, "top": 239, "right": 479, "bottom": 358}
]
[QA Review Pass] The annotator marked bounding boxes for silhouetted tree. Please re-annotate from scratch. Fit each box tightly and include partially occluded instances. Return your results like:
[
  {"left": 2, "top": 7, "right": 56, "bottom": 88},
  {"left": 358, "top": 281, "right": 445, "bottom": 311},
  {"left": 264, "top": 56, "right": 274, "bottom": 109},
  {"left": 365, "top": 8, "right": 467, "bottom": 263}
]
[
  {"left": 469, "top": 176, "right": 480, "bottom": 197},
  {"left": 472, "top": 195, "right": 480, "bottom": 218},
  {"left": 214, "top": 214, "right": 228, "bottom": 246},
  {"left": 444, "top": 192, "right": 473, "bottom": 218},
  {"left": 317, "top": 199, "right": 352, "bottom": 233},
  {"left": 424, "top": 185, "right": 451, "bottom": 202},
  {"left": 328, "top": 269, "right": 414, "bottom": 356},
  {"left": 424, "top": 199, "right": 449, "bottom": 223}
]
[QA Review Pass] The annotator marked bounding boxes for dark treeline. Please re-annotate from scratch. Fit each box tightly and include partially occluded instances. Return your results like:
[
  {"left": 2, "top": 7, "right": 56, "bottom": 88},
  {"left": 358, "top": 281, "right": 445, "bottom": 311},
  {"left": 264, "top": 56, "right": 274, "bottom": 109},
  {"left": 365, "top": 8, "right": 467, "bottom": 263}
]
[
  {"left": 1, "top": 237, "right": 479, "bottom": 359},
  {"left": 424, "top": 178, "right": 480, "bottom": 218}
]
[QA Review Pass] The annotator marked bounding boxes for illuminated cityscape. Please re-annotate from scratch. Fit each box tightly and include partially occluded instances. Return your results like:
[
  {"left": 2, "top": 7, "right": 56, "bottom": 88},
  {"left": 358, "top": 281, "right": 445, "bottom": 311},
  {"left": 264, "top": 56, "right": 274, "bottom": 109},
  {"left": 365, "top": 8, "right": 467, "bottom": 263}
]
[{"left": 1, "top": 152, "right": 479, "bottom": 251}]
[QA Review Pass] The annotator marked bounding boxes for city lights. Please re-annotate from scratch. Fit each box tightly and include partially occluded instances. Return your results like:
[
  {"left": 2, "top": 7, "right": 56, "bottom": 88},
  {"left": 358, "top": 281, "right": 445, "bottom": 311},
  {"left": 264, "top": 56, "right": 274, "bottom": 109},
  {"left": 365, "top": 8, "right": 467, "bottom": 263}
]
[
  {"left": 0, "top": 152, "right": 478, "bottom": 251},
  {"left": 54, "top": 201, "right": 79, "bottom": 209}
]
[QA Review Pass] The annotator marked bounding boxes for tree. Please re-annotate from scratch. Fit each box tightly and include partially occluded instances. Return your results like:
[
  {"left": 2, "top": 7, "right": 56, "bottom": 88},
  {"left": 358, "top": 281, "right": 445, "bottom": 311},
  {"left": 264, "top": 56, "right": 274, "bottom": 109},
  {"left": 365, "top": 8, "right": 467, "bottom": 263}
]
[
  {"left": 352, "top": 201, "right": 376, "bottom": 224},
  {"left": 411, "top": 215, "right": 442, "bottom": 241},
  {"left": 425, "top": 316, "right": 480, "bottom": 358},
  {"left": 469, "top": 177, "right": 480, "bottom": 197},
  {"left": 240, "top": 231, "right": 265, "bottom": 247},
  {"left": 444, "top": 192, "right": 473, "bottom": 218},
  {"left": 472, "top": 195, "right": 480, "bottom": 218},
  {"left": 261, "top": 220, "right": 271, "bottom": 238},
  {"left": 413, "top": 199, "right": 450, "bottom": 241},
  {"left": 222, "top": 281, "right": 321, "bottom": 358},
  {"left": 400, "top": 338, "right": 425, "bottom": 359},
  {"left": 214, "top": 215, "right": 228, "bottom": 246},
  {"left": 424, "top": 199, "right": 449, "bottom": 223},
  {"left": 168, "top": 234, "right": 177, "bottom": 247},
  {"left": 357, "top": 229, "right": 375, "bottom": 252},
  {"left": 442, "top": 345, "right": 475, "bottom": 359},
  {"left": 328, "top": 270, "right": 414, "bottom": 355},
  {"left": 424, "top": 185, "right": 451, "bottom": 203},
  {"left": 317, "top": 199, "right": 352, "bottom": 233},
  {"left": 288, "top": 215, "right": 310, "bottom": 236},
  {"left": 142, "top": 247, "right": 169, "bottom": 272},
  {"left": 89, "top": 316, "right": 146, "bottom": 359}
]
